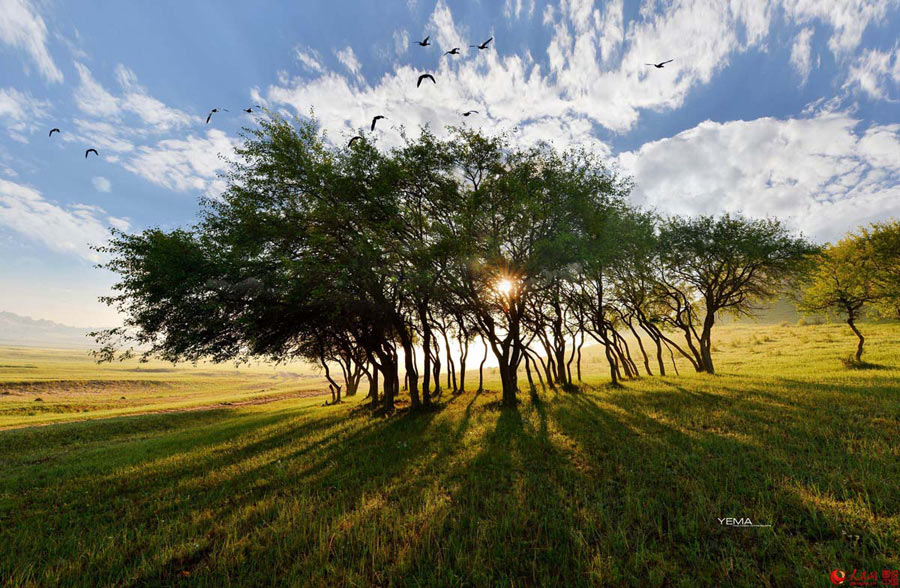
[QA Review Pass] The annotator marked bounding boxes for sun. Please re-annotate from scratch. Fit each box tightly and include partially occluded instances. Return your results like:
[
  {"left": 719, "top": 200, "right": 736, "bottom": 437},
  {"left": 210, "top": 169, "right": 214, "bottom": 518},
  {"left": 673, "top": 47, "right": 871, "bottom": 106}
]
[{"left": 496, "top": 278, "right": 514, "bottom": 296}]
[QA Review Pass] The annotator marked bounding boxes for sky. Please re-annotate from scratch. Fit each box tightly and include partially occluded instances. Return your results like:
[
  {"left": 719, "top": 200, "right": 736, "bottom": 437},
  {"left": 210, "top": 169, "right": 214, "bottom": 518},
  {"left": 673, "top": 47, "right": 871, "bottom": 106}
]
[{"left": 1, "top": 0, "right": 899, "bottom": 328}]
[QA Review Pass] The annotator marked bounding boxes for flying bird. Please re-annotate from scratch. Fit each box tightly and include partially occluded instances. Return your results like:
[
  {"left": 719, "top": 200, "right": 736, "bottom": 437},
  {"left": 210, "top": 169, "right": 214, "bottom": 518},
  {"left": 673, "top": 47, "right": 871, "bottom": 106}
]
[
  {"left": 371, "top": 115, "right": 386, "bottom": 131},
  {"left": 470, "top": 37, "right": 493, "bottom": 50},
  {"left": 444, "top": 47, "right": 461, "bottom": 56},
  {"left": 646, "top": 59, "right": 674, "bottom": 68},
  {"left": 462, "top": 110, "right": 479, "bottom": 116},
  {"left": 417, "top": 73, "right": 436, "bottom": 87},
  {"left": 243, "top": 105, "right": 261, "bottom": 113},
  {"left": 85, "top": 148, "right": 99, "bottom": 158},
  {"left": 48, "top": 128, "right": 60, "bottom": 137},
  {"left": 417, "top": 35, "right": 431, "bottom": 47},
  {"left": 206, "top": 108, "right": 229, "bottom": 124},
  {"left": 348, "top": 136, "right": 362, "bottom": 147}
]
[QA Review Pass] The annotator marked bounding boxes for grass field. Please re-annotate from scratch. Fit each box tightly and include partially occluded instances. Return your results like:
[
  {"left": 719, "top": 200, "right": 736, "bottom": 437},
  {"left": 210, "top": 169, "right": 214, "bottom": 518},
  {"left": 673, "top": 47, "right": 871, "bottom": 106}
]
[
  {"left": 1, "top": 322, "right": 898, "bottom": 586},
  {"left": 0, "top": 348, "right": 325, "bottom": 430}
]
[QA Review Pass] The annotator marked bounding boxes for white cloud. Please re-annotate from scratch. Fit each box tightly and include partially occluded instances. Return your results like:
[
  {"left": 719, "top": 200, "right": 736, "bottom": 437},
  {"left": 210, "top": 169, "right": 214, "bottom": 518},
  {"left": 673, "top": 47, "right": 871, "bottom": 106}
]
[
  {"left": 114, "top": 64, "right": 195, "bottom": 131},
  {"left": 504, "top": 0, "right": 535, "bottom": 21},
  {"left": 121, "top": 129, "right": 238, "bottom": 197},
  {"left": 73, "top": 119, "right": 135, "bottom": 153},
  {"left": 844, "top": 45, "right": 900, "bottom": 101},
  {"left": 73, "top": 62, "right": 120, "bottom": 118},
  {"left": 335, "top": 46, "right": 363, "bottom": 82},
  {"left": 0, "top": 87, "right": 48, "bottom": 142},
  {"left": 264, "top": 0, "right": 783, "bottom": 150},
  {"left": 73, "top": 62, "right": 195, "bottom": 131},
  {"left": 782, "top": 0, "right": 896, "bottom": 57},
  {"left": 790, "top": 27, "right": 815, "bottom": 84},
  {"left": 0, "top": 178, "right": 126, "bottom": 262},
  {"left": 0, "top": 0, "right": 63, "bottom": 83},
  {"left": 393, "top": 30, "right": 409, "bottom": 57},
  {"left": 616, "top": 112, "right": 900, "bottom": 242},
  {"left": 427, "top": 0, "right": 468, "bottom": 53},
  {"left": 0, "top": 87, "right": 45, "bottom": 121},
  {"left": 92, "top": 176, "right": 111, "bottom": 193},
  {"left": 295, "top": 47, "right": 325, "bottom": 74}
]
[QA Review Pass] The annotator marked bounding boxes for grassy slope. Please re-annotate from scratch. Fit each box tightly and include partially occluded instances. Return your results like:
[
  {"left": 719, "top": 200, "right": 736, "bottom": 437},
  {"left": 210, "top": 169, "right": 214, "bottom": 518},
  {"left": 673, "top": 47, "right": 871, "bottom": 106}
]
[{"left": 0, "top": 323, "right": 898, "bottom": 587}]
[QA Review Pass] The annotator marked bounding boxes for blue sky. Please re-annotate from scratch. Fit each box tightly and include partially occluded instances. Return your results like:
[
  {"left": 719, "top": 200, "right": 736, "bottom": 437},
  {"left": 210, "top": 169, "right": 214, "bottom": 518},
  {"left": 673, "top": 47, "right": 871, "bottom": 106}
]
[{"left": 1, "top": 0, "right": 899, "bottom": 326}]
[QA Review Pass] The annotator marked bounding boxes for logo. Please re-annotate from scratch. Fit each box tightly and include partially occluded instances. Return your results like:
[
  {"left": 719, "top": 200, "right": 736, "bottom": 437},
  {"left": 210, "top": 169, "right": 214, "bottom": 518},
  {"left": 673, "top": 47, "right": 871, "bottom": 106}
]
[
  {"left": 830, "top": 568, "right": 898, "bottom": 586},
  {"left": 717, "top": 517, "right": 772, "bottom": 528}
]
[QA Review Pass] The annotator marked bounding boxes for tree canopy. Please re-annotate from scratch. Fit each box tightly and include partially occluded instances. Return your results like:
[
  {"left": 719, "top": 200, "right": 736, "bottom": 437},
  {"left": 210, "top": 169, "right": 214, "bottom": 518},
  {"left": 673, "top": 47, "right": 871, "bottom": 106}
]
[{"left": 95, "top": 115, "right": 817, "bottom": 409}]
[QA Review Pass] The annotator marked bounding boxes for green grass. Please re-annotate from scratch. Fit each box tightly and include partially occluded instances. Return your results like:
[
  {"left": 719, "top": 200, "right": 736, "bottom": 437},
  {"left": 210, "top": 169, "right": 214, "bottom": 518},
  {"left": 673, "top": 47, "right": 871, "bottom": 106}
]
[
  {"left": 0, "top": 347, "right": 325, "bottom": 429},
  {"left": 1, "top": 323, "right": 898, "bottom": 587}
]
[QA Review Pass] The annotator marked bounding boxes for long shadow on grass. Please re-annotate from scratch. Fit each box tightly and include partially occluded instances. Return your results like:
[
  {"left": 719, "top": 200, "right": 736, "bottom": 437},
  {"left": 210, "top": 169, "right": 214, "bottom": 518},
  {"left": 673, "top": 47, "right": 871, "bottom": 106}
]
[{"left": 551, "top": 385, "right": 898, "bottom": 585}]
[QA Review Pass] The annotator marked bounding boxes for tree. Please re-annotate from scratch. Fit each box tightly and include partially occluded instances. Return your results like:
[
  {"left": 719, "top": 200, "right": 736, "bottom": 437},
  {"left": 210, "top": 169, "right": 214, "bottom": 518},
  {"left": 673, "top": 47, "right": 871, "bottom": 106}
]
[
  {"left": 655, "top": 214, "right": 817, "bottom": 374},
  {"left": 861, "top": 220, "right": 900, "bottom": 319},
  {"left": 94, "top": 116, "right": 414, "bottom": 412},
  {"left": 799, "top": 234, "right": 881, "bottom": 363}
]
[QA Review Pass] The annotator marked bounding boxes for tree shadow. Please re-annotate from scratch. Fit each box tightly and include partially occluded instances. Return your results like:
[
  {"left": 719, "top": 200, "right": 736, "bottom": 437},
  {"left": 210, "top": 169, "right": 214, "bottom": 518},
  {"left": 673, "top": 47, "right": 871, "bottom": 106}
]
[{"left": 2, "top": 376, "right": 897, "bottom": 587}]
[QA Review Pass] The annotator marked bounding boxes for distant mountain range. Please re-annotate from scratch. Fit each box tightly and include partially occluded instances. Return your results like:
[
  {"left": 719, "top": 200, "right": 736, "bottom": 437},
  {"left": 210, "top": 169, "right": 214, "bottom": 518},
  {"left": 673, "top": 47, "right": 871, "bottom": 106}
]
[{"left": 0, "top": 311, "right": 94, "bottom": 347}]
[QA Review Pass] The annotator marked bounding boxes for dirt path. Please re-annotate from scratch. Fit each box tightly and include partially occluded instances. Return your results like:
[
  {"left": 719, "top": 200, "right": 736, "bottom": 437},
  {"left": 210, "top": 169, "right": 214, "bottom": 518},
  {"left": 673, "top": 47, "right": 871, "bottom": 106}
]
[{"left": 0, "top": 388, "right": 329, "bottom": 432}]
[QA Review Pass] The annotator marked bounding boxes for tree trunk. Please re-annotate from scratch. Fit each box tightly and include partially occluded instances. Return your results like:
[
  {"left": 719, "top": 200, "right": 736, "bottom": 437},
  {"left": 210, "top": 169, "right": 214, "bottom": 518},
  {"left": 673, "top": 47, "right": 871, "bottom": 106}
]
[
  {"left": 401, "top": 335, "right": 422, "bottom": 409},
  {"left": 498, "top": 361, "right": 518, "bottom": 406},
  {"left": 321, "top": 356, "right": 342, "bottom": 404},
  {"left": 534, "top": 350, "right": 556, "bottom": 390},
  {"left": 457, "top": 336, "right": 468, "bottom": 394},
  {"left": 624, "top": 316, "right": 652, "bottom": 376},
  {"left": 699, "top": 308, "right": 716, "bottom": 374},
  {"left": 524, "top": 352, "right": 536, "bottom": 393},
  {"left": 478, "top": 337, "right": 487, "bottom": 392},
  {"left": 640, "top": 322, "right": 665, "bottom": 376},
  {"left": 368, "top": 364, "right": 379, "bottom": 407},
  {"left": 576, "top": 331, "right": 584, "bottom": 381},
  {"left": 431, "top": 345, "right": 441, "bottom": 397},
  {"left": 847, "top": 317, "right": 865, "bottom": 362},
  {"left": 376, "top": 346, "right": 396, "bottom": 413},
  {"left": 420, "top": 307, "right": 431, "bottom": 404},
  {"left": 441, "top": 327, "right": 457, "bottom": 392}
]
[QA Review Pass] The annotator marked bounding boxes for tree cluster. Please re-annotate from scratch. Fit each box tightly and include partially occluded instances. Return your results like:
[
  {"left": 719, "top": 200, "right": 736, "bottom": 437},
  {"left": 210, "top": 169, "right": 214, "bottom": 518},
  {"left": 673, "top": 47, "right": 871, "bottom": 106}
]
[{"left": 95, "top": 116, "right": 816, "bottom": 410}]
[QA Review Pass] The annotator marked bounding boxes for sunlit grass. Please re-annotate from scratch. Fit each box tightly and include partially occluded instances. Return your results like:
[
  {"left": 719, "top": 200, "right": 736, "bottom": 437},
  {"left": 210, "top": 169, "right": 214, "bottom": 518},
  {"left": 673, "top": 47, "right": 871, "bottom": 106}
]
[
  {"left": 0, "top": 347, "right": 326, "bottom": 429},
  {"left": 0, "top": 323, "right": 898, "bottom": 586}
]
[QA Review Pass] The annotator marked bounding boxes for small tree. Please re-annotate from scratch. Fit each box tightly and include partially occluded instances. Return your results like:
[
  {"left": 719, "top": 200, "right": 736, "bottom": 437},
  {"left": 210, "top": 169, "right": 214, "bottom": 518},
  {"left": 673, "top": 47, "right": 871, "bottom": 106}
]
[
  {"left": 799, "top": 234, "right": 881, "bottom": 363},
  {"left": 862, "top": 220, "right": 900, "bottom": 319},
  {"left": 655, "top": 214, "right": 817, "bottom": 374}
]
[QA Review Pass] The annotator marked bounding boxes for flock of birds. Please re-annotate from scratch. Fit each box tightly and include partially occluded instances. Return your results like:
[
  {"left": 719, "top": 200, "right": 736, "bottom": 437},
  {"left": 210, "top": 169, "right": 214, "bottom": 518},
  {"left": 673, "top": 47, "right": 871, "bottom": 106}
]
[
  {"left": 44, "top": 33, "right": 674, "bottom": 156},
  {"left": 347, "top": 34, "right": 498, "bottom": 147}
]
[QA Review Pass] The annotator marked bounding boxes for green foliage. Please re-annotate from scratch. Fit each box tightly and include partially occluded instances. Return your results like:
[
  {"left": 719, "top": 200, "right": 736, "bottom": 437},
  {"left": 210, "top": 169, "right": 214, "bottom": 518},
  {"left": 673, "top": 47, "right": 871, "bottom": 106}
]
[{"left": 799, "top": 235, "right": 878, "bottom": 319}]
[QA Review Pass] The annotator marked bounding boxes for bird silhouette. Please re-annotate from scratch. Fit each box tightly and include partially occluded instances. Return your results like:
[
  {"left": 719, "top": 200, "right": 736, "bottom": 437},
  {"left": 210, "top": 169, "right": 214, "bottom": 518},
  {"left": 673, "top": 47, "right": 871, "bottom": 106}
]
[
  {"left": 417, "top": 35, "right": 431, "bottom": 47},
  {"left": 85, "top": 148, "right": 99, "bottom": 158},
  {"left": 348, "top": 136, "right": 362, "bottom": 147},
  {"left": 417, "top": 73, "right": 436, "bottom": 87},
  {"left": 206, "top": 108, "right": 228, "bottom": 124},
  {"left": 462, "top": 110, "right": 479, "bottom": 116},
  {"left": 243, "top": 105, "right": 261, "bottom": 113},
  {"left": 371, "top": 115, "right": 386, "bottom": 131},
  {"left": 470, "top": 37, "right": 493, "bottom": 50},
  {"left": 444, "top": 47, "right": 461, "bottom": 56},
  {"left": 48, "top": 128, "right": 60, "bottom": 137},
  {"left": 646, "top": 59, "right": 674, "bottom": 69}
]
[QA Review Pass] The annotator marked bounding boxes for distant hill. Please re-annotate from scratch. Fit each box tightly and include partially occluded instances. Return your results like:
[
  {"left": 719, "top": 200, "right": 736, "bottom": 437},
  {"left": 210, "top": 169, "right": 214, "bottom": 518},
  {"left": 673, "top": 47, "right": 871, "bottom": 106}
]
[{"left": 0, "top": 311, "right": 93, "bottom": 348}]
